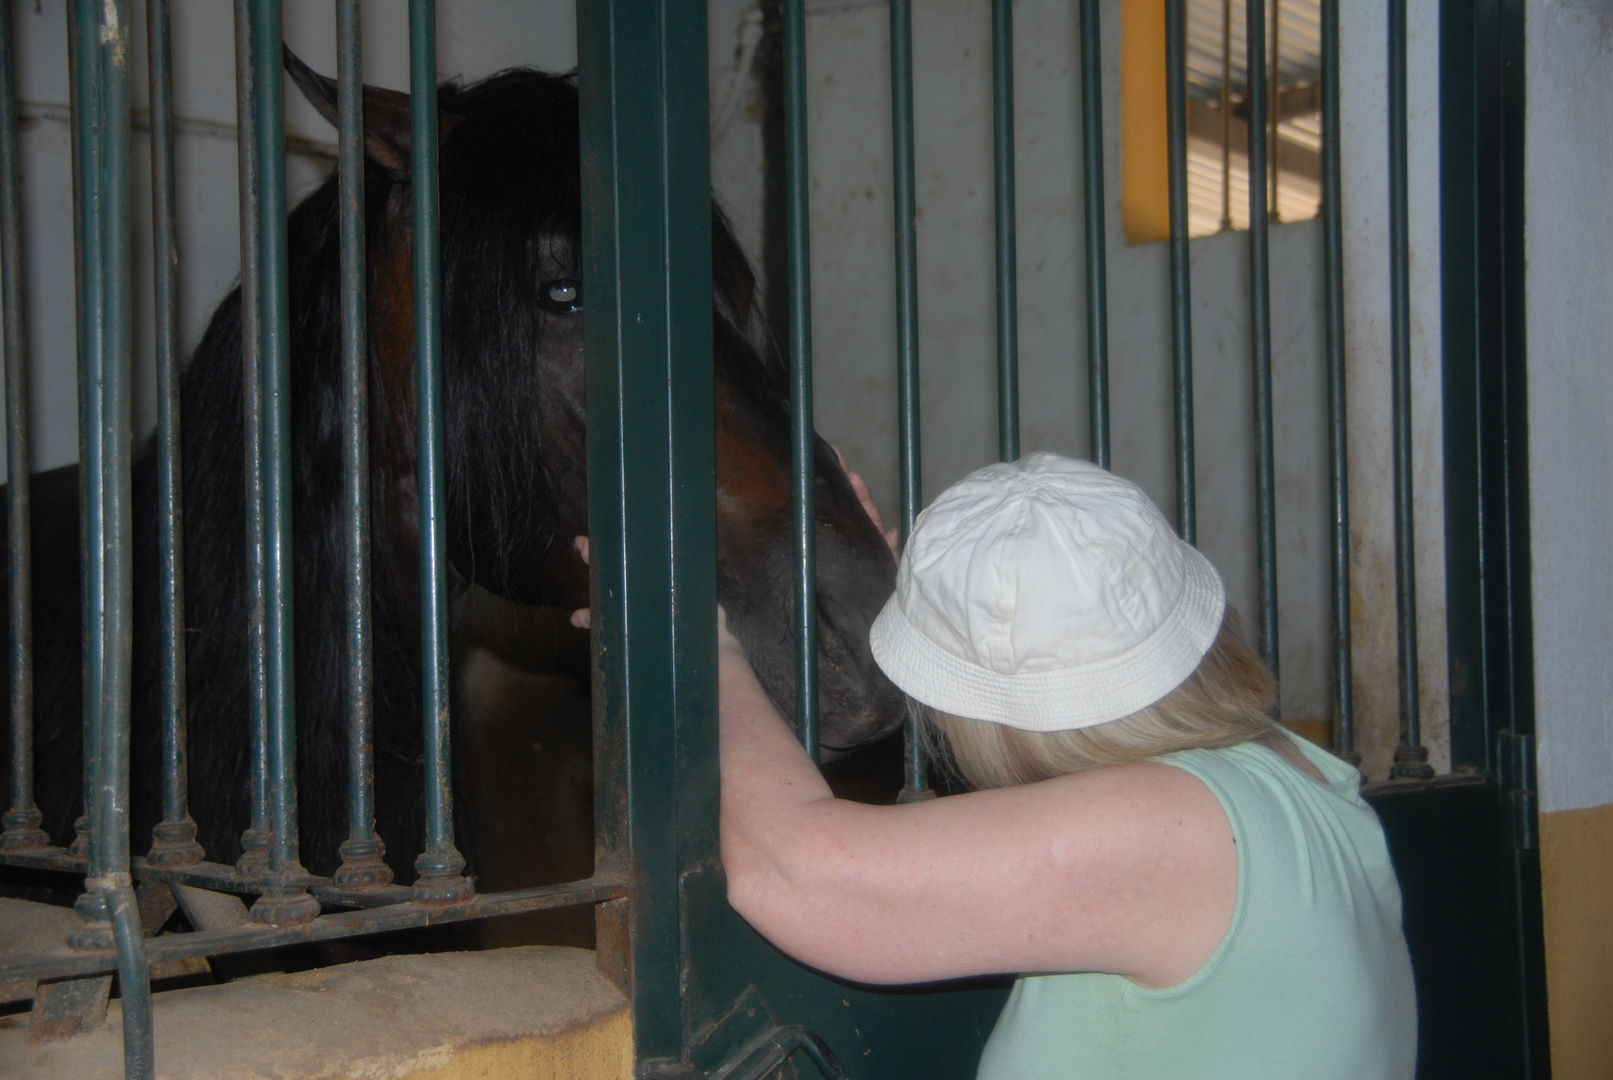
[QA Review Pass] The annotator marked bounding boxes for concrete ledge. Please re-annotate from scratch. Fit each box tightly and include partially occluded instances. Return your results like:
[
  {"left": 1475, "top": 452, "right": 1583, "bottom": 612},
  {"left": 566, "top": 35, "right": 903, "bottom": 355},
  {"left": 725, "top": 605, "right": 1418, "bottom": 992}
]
[{"left": 0, "top": 945, "right": 632, "bottom": 1079}]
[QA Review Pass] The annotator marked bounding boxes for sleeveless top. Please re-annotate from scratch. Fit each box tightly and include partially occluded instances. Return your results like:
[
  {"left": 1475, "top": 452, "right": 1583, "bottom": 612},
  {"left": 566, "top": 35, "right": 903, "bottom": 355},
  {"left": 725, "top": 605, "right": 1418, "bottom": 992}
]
[{"left": 974, "top": 730, "right": 1417, "bottom": 1080}]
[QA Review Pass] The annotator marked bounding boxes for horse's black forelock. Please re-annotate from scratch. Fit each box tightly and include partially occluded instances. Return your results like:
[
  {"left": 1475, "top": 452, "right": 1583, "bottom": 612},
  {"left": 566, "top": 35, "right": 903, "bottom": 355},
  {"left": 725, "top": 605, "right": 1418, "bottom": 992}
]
[{"left": 436, "top": 69, "right": 583, "bottom": 601}]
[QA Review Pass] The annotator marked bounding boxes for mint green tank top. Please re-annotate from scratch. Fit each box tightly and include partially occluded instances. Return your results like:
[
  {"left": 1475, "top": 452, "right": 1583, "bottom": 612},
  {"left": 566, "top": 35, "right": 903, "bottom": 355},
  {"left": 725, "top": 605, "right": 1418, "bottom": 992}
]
[{"left": 974, "top": 730, "right": 1416, "bottom": 1080}]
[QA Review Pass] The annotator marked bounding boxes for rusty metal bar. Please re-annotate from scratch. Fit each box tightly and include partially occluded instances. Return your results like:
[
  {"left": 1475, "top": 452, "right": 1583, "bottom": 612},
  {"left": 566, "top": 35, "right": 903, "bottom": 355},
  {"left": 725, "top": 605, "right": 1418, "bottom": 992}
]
[
  {"left": 0, "top": 876, "right": 630, "bottom": 984},
  {"left": 1166, "top": 0, "right": 1195, "bottom": 544},
  {"left": 408, "top": 0, "right": 471, "bottom": 905},
  {"left": 144, "top": 0, "right": 203, "bottom": 870},
  {"left": 992, "top": 0, "right": 1019, "bottom": 462},
  {"left": 1245, "top": 0, "right": 1280, "bottom": 686},
  {"left": 0, "top": 0, "right": 48, "bottom": 853},
  {"left": 1387, "top": 0, "right": 1430, "bottom": 780},
  {"left": 1320, "top": 0, "right": 1355, "bottom": 760},
  {"left": 1079, "top": 0, "right": 1110, "bottom": 467},
  {"left": 332, "top": 0, "right": 389, "bottom": 890},
  {"left": 232, "top": 0, "right": 271, "bottom": 879},
  {"left": 247, "top": 0, "right": 319, "bottom": 925}
]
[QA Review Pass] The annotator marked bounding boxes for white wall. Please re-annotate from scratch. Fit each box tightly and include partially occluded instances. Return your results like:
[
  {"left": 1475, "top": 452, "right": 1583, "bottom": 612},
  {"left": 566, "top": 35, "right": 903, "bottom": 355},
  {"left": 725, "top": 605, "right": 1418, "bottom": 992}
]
[{"left": 1526, "top": 0, "right": 1613, "bottom": 815}]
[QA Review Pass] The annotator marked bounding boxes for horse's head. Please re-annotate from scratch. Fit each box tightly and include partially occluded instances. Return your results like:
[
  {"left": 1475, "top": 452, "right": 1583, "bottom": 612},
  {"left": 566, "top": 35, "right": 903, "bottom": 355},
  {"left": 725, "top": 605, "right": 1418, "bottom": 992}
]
[{"left": 286, "top": 54, "right": 905, "bottom": 753}]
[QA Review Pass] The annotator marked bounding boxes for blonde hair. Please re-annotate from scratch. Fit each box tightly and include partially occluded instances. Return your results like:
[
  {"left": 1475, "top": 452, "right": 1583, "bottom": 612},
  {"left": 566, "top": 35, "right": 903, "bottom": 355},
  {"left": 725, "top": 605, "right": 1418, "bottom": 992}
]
[{"left": 922, "top": 613, "right": 1278, "bottom": 790}]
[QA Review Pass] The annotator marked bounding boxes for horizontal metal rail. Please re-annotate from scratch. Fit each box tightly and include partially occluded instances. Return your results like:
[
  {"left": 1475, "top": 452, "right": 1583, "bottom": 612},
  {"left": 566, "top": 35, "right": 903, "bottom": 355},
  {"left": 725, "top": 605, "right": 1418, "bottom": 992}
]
[{"left": 0, "top": 875, "right": 629, "bottom": 985}]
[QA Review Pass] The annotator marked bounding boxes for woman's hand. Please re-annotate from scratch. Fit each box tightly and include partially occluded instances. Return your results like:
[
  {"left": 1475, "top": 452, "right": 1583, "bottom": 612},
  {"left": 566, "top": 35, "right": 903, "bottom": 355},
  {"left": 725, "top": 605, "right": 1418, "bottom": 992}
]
[
  {"left": 569, "top": 536, "right": 591, "bottom": 629},
  {"left": 833, "top": 446, "right": 899, "bottom": 559}
]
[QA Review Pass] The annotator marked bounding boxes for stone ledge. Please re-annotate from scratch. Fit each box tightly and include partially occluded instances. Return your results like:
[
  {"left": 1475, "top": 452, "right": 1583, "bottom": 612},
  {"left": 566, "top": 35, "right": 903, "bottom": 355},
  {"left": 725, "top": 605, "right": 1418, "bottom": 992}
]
[{"left": 0, "top": 945, "right": 632, "bottom": 1079}]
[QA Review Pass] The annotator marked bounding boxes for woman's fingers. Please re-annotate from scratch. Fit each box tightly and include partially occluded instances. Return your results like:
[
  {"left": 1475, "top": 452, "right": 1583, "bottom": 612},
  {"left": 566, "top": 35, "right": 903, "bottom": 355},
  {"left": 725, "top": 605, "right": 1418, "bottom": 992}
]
[
  {"left": 831, "top": 445, "right": 899, "bottom": 559},
  {"left": 570, "top": 536, "right": 591, "bottom": 628}
]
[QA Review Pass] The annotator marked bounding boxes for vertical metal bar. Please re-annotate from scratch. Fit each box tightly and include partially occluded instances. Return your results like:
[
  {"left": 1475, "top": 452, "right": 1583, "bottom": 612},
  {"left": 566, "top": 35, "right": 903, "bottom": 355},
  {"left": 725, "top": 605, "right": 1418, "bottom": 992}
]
[
  {"left": 1387, "top": 0, "right": 1429, "bottom": 779},
  {"left": 1320, "top": 0, "right": 1354, "bottom": 761},
  {"left": 1245, "top": 0, "right": 1279, "bottom": 684},
  {"left": 232, "top": 0, "right": 270, "bottom": 877},
  {"left": 332, "top": 0, "right": 388, "bottom": 888},
  {"left": 890, "top": 0, "right": 928, "bottom": 801},
  {"left": 93, "top": 0, "right": 134, "bottom": 888},
  {"left": 1270, "top": 0, "right": 1280, "bottom": 221},
  {"left": 0, "top": 0, "right": 48, "bottom": 852},
  {"left": 1078, "top": 0, "right": 1109, "bottom": 468},
  {"left": 408, "top": 0, "right": 470, "bottom": 904},
  {"left": 107, "top": 883, "right": 154, "bottom": 1079},
  {"left": 68, "top": 0, "right": 107, "bottom": 905},
  {"left": 577, "top": 0, "right": 717, "bottom": 1058},
  {"left": 991, "top": 0, "right": 1019, "bottom": 463},
  {"left": 782, "top": 0, "right": 819, "bottom": 760},
  {"left": 1219, "top": 0, "right": 1231, "bottom": 231},
  {"left": 67, "top": 0, "right": 101, "bottom": 868},
  {"left": 144, "top": 0, "right": 202, "bottom": 867},
  {"left": 247, "top": 0, "right": 318, "bottom": 924},
  {"left": 1165, "top": 0, "right": 1195, "bottom": 544},
  {"left": 74, "top": 6, "right": 154, "bottom": 1069}
]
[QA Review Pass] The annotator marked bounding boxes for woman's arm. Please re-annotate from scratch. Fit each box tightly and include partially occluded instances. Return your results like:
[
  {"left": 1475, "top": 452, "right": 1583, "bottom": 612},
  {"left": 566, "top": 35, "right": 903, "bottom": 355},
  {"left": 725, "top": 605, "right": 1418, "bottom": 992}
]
[{"left": 718, "top": 623, "right": 1239, "bottom": 988}]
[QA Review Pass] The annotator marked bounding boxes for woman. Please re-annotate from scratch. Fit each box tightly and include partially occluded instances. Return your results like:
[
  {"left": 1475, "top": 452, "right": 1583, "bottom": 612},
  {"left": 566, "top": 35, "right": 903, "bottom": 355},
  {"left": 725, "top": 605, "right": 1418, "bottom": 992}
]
[{"left": 715, "top": 452, "right": 1416, "bottom": 1079}]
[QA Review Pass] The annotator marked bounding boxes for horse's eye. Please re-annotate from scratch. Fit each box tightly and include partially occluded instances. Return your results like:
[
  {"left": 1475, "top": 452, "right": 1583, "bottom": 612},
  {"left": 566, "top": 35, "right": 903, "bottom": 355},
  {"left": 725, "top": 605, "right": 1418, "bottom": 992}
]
[{"left": 540, "top": 278, "right": 582, "bottom": 314}]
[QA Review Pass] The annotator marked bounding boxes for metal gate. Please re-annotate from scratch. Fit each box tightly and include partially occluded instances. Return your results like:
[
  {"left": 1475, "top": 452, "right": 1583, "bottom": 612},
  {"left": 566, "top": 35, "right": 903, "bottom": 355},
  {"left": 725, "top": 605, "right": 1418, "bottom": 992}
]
[{"left": 0, "top": 0, "right": 1548, "bottom": 1078}]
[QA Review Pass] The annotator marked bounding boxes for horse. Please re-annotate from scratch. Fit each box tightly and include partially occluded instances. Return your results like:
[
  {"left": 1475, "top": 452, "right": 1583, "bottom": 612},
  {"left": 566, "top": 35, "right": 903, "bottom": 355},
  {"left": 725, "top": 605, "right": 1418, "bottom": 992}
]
[{"left": 1, "top": 58, "right": 904, "bottom": 890}]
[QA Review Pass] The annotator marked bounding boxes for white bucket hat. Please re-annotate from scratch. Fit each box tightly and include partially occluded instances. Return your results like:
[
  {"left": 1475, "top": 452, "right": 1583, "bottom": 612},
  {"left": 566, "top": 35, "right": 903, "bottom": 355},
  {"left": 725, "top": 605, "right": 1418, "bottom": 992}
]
[{"left": 869, "top": 452, "right": 1225, "bottom": 732}]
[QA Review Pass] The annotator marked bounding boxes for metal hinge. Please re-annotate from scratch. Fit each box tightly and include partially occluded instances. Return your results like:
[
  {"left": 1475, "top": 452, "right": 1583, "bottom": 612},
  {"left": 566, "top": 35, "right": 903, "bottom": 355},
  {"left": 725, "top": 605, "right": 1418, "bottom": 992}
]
[{"left": 1499, "top": 731, "right": 1538, "bottom": 851}]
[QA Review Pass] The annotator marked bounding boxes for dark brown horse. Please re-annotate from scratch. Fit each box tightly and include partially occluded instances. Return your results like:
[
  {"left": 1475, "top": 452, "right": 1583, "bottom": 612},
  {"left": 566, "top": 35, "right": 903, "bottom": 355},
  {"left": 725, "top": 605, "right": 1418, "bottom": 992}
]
[{"left": 3, "top": 60, "right": 903, "bottom": 886}]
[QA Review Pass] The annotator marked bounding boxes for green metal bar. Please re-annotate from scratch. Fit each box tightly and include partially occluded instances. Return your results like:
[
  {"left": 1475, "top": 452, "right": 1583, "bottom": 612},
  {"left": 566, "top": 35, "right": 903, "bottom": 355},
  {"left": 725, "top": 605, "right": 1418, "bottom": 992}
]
[
  {"left": 782, "top": 0, "right": 819, "bottom": 760},
  {"left": 248, "top": 0, "right": 318, "bottom": 924},
  {"left": 889, "top": 0, "right": 928, "bottom": 800},
  {"left": 93, "top": 0, "right": 134, "bottom": 883},
  {"left": 1386, "top": 0, "right": 1429, "bottom": 779},
  {"left": 232, "top": 0, "right": 270, "bottom": 877},
  {"left": 0, "top": 0, "right": 47, "bottom": 852},
  {"left": 1320, "top": 0, "right": 1354, "bottom": 760},
  {"left": 578, "top": 0, "right": 717, "bottom": 1061},
  {"left": 333, "top": 0, "right": 388, "bottom": 889},
  {"left": 408, "top": 0, "right": 470, "bottom": 905},
  {"left": 991, "top": 0, "right": 1018, "bottom": 463},
  {"left": 1078, "top": 0, "right": 1109, "bottom": 468},
  {"left": 68, "top": 0, "right": 104, "bottom": 870},
  {"left": 70, "top": 0, "right": 110, "bottom": 893},
  {"left": 1245, "top": 0, "right": 1279, "bottom": 685},
  {"left": 70, "top": 13, "right": 155, "bottom": 1069},
  {"left": 144, "top": 0, "right": 202, "bottom": 868},
  {"left": 107, "top": 883, "right": 154, "bottom": 1079},
  {"left": 1164, "top": 0, "right": 1194, "bottom": 544}
]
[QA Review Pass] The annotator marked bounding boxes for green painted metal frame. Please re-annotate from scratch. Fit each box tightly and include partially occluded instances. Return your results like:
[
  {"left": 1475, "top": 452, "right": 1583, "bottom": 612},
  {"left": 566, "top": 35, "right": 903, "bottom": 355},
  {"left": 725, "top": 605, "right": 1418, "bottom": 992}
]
[
  {"left": 1436, "top": 0, "right": 1549, "bottom": 1073},
  {"left": 577, "top": 0, "right": 719, "bottom": 1061},
  {"left": 783, "top": 0, "right": 820, "bottom": 761}
]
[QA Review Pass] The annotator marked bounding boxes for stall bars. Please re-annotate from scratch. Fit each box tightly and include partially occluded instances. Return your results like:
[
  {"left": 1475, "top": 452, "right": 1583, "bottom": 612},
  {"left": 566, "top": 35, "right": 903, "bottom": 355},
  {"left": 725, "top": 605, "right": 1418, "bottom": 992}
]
[
  {"left": 0, "top": 4, "right": 627, "bottom": 1078},
  {"left": 777, "top": 0, "right": 1436, "bottom": 790},
  {"left": 0, "top": 0, "right": 1448, "bottom": 1077}
]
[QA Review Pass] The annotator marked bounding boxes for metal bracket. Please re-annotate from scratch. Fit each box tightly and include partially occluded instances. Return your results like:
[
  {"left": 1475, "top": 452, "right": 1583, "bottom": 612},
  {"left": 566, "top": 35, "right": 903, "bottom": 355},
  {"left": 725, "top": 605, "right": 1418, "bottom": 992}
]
[{"left": 1499, "top": 731, "right": 1538, "bottom": 851}]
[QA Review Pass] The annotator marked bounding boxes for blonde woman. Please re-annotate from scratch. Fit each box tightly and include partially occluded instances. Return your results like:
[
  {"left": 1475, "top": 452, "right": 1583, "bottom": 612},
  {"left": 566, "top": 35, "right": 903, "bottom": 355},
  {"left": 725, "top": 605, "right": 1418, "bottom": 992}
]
[{"left": 716, "top": 452, "right": 1416, "bottom": 1079}]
